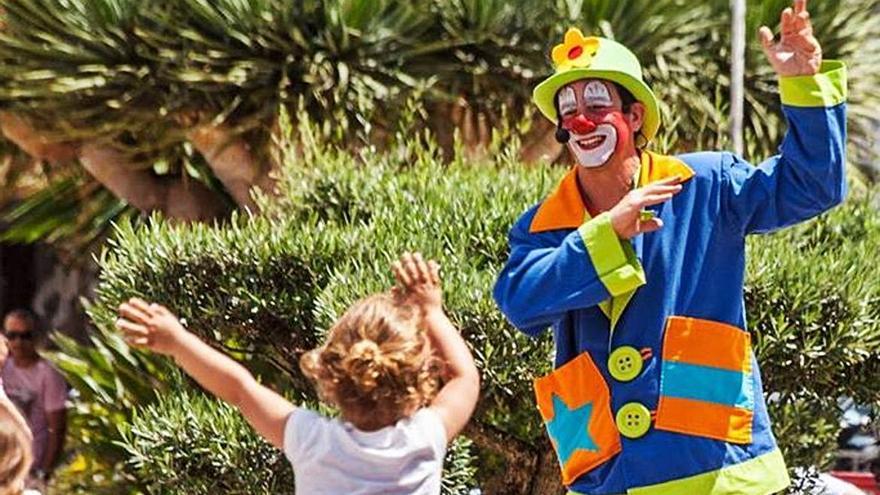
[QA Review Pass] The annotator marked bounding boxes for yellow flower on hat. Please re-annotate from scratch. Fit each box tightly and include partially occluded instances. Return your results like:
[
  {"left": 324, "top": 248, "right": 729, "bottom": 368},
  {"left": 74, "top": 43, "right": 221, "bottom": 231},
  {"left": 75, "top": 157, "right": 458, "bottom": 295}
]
[{"left": 551, "top": 28, "right": 600, "bottom": 71}]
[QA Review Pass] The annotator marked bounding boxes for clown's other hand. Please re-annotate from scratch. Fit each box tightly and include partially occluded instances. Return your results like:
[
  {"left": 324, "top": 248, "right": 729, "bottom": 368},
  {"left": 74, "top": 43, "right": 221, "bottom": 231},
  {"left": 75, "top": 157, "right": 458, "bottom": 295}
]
[
  {"left": 116, "top": 298, "right": 187, "bottom": 356},
  {"left": 609, "top": 176, "right": 682, "bottom": 240},
  {"left": 759, "top": 0, "right": 821, "bottom": 77}
]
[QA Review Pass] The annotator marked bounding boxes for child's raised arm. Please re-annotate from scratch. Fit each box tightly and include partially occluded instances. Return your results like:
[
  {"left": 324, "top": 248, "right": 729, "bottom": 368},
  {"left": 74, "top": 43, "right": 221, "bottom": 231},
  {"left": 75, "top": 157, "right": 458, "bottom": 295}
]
[
  {"left": 392, "top": 253, "right": 480, "bottom": 442},
  {"left": 116, "top": 299, "right": 295, "bottom": 449}
]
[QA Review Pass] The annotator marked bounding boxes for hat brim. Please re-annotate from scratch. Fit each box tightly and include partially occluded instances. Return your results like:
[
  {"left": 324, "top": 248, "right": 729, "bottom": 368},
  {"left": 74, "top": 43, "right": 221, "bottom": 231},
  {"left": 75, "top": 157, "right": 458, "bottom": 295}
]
[{"left": 533, "top": 68, "right": 660, "bottom": 144}]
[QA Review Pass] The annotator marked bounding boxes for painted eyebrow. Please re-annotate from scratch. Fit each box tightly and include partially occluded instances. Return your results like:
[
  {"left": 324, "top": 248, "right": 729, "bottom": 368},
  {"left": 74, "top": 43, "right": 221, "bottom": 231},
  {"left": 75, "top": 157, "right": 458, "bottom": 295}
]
[
  {"left": 583, "top": 82, "right": 613, "bottom": 106},
  {"left": 558, "top": 87, "right": 578, "bottom": 112}
]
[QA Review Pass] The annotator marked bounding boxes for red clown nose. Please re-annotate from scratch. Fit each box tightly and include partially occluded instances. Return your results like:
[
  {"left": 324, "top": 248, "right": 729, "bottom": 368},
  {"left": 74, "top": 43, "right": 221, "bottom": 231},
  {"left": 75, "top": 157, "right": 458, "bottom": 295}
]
[{"left": 562, "top": 114, "right": 597, "bottom": 135}]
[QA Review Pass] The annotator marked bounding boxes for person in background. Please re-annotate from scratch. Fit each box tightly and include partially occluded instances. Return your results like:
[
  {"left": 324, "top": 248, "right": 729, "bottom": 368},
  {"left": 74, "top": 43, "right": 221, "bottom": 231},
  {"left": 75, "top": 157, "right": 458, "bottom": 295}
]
[{"left": 1, "top": 310, "right": 68, "bottom": 487}]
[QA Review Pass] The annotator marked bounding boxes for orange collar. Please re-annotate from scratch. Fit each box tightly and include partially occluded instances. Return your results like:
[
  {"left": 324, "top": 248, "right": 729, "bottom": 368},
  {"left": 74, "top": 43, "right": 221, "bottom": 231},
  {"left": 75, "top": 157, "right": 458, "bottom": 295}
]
[{"left": 529, "top": 151, "right": 695, "bottom": 233}]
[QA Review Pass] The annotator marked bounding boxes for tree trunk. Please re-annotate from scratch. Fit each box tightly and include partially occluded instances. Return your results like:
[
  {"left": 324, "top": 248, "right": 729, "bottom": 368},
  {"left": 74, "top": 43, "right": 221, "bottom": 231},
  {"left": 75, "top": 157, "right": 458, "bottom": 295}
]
[
  {"left": 463, "top": 421, "right": 567, "bottom": 495},
  {"left": 1, "top": 111, "right": 230, "bottom": 221},
  {"left": 187, "top": 124, "right": 276, "bottom": 212},
  {"left": 464, "top": 422, "right": 536, "bottom": 494},
  {"left": 0, "top": 111, "right": 77, "bottom": 164},
  {"left": 0, "top": 154, "right": 41, "bottom": 206},
  {"left": 528, "top": 438, "right": 567, "bottom": 495},
  {"left": 429, "top": 98, "right": 493, "bottom": 160},
  {"left": 520, "top": 118, "right": 565, "bottom": 165},
  {"left": 79, "top": 142, "right": 228, "bottom": 222}
]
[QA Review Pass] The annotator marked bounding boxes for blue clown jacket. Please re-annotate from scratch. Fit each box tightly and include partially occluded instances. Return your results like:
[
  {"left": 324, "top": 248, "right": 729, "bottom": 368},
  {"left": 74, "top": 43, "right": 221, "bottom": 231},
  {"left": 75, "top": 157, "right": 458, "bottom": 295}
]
[{"left": 493, "top": 61, "right": 847, "bottom": 495}]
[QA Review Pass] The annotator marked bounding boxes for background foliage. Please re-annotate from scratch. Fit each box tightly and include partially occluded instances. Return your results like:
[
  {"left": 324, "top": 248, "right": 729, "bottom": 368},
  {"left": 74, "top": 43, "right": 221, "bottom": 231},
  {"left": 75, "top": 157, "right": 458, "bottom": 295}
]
[{"left": 1, "top": 0, "right": 879, "bottom": 250}]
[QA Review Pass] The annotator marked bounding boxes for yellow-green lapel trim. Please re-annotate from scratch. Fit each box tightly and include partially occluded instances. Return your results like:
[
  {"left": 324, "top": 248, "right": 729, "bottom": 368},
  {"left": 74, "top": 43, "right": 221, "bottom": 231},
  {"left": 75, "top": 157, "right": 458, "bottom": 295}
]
[{"left": 528, "top": 152, "right": 695, "bottom": 331}]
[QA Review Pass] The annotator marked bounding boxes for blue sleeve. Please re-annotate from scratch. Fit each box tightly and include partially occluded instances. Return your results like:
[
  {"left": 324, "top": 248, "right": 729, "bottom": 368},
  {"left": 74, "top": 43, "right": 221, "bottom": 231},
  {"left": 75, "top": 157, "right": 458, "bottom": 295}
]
[
  {"left": 493, "top": 212, "right": 645, "bottom": 336},
  {"left": 722, "top": 61, "right": 847, "bottom": 235}
]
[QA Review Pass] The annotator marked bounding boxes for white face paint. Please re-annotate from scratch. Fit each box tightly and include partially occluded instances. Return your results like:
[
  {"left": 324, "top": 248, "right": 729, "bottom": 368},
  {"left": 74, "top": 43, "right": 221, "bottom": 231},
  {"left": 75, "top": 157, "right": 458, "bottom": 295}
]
[
  {"left": 567, "top": 124, "right": 618, "bottom": 168},
  {"left": 583, "top": 80, "right": 613, "bottom": 108},
  {"left": 561, "top": 80, "right": 619, "bottom": 168},
  {"left": 558, "top": 86, "right": 578, "bottom": 116}
]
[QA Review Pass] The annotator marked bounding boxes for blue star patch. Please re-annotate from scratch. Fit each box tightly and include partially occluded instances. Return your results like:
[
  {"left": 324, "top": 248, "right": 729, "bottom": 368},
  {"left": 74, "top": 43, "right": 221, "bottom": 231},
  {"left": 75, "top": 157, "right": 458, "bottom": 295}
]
[{"left": 545, "top": 394, "right": 598, "bottom": 464}]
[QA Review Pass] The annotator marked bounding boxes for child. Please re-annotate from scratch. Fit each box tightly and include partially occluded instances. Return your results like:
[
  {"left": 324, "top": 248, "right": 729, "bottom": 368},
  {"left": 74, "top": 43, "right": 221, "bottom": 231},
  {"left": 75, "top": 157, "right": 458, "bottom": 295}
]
[{"left": 115, "top": 252, "right": 480, "bottom": 494}]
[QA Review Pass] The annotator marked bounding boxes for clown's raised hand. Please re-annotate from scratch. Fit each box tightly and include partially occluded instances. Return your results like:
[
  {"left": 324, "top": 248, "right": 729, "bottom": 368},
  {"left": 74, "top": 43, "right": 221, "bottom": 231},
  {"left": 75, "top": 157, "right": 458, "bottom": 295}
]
[{"left": 759, "top": 0, "right": 822, "bottom": 77}]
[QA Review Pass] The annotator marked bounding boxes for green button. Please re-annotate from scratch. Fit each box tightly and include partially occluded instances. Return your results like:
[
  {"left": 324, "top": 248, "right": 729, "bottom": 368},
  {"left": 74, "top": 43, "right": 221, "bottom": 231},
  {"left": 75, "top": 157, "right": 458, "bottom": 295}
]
[
  {"left": 608, "top": 346, "right": 643, "bottom": 382},
  {"left": 616, "top": 402, "right": 651, "bottom": 439}
]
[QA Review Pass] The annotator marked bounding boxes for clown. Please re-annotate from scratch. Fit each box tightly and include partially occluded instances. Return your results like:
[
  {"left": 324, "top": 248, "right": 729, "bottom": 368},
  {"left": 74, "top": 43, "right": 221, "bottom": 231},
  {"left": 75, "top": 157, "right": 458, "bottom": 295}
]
[{"left": 493, "top": 1, "right": 846, "bottom": 494}]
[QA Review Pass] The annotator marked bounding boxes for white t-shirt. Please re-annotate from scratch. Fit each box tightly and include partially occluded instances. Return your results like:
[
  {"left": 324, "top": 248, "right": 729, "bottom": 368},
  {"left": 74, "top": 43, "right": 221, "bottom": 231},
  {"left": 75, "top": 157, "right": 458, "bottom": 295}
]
[{"left": 284, "top": 407, "right": 447, "bottom": 494}]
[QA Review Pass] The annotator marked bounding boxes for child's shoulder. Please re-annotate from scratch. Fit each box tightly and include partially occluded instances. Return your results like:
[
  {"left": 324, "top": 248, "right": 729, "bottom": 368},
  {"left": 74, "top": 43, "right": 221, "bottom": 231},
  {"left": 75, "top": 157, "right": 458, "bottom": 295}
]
[
  {"left": 283, "top": 407, "right": 329, "bottom": 463},
  {"left": 408, "top": 407, "right": 444, "bottom": 430},
  {"left": 403, "top": 407, "right": 447, "bottom": 450},
  {"left": 286, "top": 407, "right": 330, "bottom": 436}
]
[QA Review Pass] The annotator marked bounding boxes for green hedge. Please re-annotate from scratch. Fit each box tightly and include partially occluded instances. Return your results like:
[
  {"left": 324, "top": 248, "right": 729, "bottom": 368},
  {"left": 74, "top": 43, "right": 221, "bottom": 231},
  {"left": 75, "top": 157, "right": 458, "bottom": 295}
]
[
  {"left": 74, "top": 121, "right": 880, "bottom": 493},
  {"left": 746, "top": 194, "right": 880, "bottom": 466},
  {"left": 121, "top": 383, "right": 296, "bottom": 494}
]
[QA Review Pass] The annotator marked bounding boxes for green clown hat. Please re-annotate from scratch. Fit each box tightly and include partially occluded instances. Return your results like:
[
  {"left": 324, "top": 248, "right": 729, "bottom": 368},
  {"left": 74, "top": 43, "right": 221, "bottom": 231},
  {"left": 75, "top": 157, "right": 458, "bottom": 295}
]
[{"left": 533, "top": 28, "right": 661, "bottom": 144}]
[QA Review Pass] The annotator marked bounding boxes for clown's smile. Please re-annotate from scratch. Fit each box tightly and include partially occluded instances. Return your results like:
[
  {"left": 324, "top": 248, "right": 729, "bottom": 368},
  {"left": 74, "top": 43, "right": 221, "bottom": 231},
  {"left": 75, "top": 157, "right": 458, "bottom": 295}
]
[
  {"left": 568, "top": 124, "right": 618, "bottom": 168},
  {"left": 576, "top": 135, "right": 607, "bottom": 151}
]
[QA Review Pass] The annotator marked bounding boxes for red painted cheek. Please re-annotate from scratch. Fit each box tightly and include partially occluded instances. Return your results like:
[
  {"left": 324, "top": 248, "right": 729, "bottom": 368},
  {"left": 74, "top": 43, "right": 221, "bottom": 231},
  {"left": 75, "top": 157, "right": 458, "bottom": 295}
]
[{"left": 606, "top": 112, "right": 634, "bottom": 151}]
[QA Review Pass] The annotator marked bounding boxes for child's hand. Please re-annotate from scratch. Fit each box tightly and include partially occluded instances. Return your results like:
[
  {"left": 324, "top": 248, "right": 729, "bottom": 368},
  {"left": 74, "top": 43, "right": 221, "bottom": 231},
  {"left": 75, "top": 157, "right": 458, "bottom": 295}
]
[
  {"left": 392, "top": 252, "right": 442, "bottom": 314},
  {"left": 116, "top": 298, "right": 187, "bottom": 356}
]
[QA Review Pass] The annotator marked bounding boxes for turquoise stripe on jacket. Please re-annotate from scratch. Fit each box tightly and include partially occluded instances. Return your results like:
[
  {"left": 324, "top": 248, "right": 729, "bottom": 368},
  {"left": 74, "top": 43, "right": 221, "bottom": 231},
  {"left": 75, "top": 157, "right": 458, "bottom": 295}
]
[{"left": 660, "top": 362, "right": 754, "bottom": 410}]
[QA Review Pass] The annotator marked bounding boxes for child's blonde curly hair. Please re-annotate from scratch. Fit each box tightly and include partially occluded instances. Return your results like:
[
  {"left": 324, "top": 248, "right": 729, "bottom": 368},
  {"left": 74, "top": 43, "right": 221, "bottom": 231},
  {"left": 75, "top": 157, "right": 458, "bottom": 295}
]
[
  {"left": 0, "top": 402, "right": 31, "bottom": 495},
  {"left": 300, "top": 293, "right": 440, "bottom": 430}
]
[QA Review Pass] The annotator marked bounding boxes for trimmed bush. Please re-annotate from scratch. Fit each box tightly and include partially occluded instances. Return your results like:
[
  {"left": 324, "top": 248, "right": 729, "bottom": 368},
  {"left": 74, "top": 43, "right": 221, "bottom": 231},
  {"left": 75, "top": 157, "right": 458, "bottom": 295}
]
[
  {"left": 121, "top": 383, "right": 296, "bottom": 494},
  {"left": 747, "top": 196, "right": 880, "bottom": 467}
]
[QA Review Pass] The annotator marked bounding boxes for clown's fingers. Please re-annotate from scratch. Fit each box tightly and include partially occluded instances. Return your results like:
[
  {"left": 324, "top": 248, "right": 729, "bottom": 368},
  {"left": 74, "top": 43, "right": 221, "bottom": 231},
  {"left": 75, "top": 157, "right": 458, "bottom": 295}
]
[
  {"left": 792, "top": 13, "right": 819, "bottom": 50},
  {"left": 639, "top": 184, "right": 682, "bottom": 197},
  {"left": 639, "top": 217, "right": 665, "bottom": 234},
  {"left": 758, "top": 26, "right": 775, "bottom": 49},
  {"left": 639, "top": 193, "right": 676, "bottom": 207},
  {"left": 649, "top": 175, "right": 683, "bottom": 186},
  {"left": 780, "top": 8, "right": 795, "bottom": 38},
  {"left": 791, "top": 31, "right": 820, "bottom": 54},
  {"left": 792, "top": 10, "right": 812, "bottom": 37},
  {"left": 639, "top": 178, "right": 682, "bottom": 193}
]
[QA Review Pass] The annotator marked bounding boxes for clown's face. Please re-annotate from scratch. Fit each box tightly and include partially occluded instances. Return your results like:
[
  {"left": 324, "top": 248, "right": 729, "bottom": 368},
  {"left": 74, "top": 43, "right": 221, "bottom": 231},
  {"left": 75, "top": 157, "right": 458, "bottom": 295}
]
[{"left": 557, "top": 79, "right": 643, "bottom": 169}]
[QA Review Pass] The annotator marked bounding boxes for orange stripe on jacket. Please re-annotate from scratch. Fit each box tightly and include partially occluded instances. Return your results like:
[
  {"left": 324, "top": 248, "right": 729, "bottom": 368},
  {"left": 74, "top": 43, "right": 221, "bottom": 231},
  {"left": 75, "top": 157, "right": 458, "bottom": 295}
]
[
  {"left": 656, "top": 395, "right": 753, "bottom": 444},
  {"left": 662, "top": 316, "right": 751, "bottom": 373}
]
